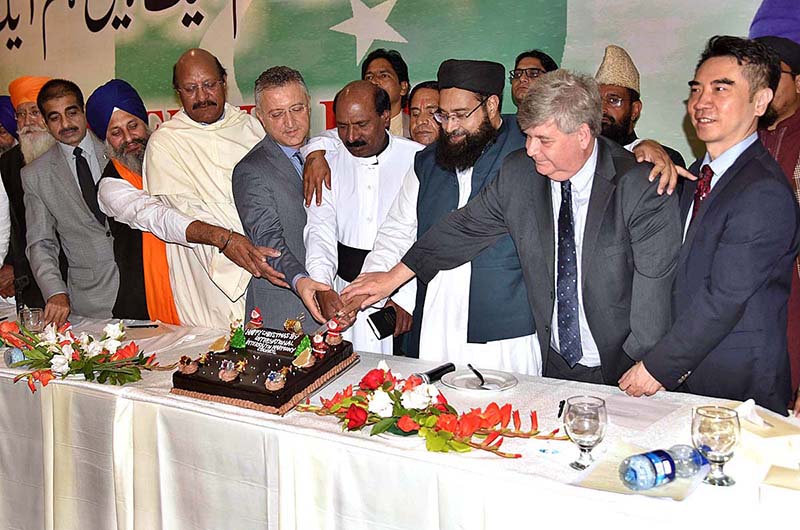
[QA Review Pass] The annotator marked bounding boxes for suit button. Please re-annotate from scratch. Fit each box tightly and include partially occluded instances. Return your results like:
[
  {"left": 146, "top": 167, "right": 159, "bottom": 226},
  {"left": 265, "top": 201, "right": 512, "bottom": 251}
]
[
  {"left": 544, "top": 325, "right": 550, "bottom": 333},
  {"left": 550, "top": 291, "right": 554, "bottom": 300}
]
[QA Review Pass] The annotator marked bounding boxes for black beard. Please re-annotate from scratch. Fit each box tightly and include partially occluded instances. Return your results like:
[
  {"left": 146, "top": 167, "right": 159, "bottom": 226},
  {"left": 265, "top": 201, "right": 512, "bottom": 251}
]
[
  {"left": 601, "top": 114, "right": 633, "bottom": 146},
  {"left": 435, "top": 116, "right": 498, "bottom": 172}
]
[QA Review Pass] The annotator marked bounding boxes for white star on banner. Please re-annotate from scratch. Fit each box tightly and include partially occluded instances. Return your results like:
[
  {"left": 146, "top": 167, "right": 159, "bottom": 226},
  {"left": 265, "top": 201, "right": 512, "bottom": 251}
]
[{"left": 330, "top": 0, "right": 408, "bottom": 65}]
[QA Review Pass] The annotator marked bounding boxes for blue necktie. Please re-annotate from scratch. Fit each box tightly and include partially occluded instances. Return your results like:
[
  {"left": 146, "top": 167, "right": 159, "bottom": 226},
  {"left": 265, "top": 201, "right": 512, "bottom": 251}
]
[
  {"left": 556, "top": 180, "right": 583, "bottom": 367},
  {"left": 292, "top": 151, "right": 304, "bottom": 176}
]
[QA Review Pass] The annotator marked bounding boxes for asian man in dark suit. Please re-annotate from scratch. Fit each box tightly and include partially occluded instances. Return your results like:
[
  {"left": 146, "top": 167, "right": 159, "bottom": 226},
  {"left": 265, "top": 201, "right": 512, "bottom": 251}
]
[
  {"left": 343, "top": 69, "right": 682, "bottom": 386},
  {"left": 623, "top": 36, "right": 800, "bottom": 415},
  {"left": 232, "top": 66, "right": 328, "bottom": 329}
]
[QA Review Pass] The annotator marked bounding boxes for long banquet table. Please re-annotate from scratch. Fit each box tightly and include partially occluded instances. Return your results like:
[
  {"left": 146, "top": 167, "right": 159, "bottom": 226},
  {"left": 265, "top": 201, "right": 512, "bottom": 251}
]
[{"left": 1, "top": 309, "right": 798, "bottom": 530}]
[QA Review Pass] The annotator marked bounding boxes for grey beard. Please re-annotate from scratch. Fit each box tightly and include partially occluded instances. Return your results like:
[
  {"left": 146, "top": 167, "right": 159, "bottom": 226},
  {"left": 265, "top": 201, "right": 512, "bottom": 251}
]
[
  {"left": 105, "top": 140, "right": 145, "bottom": 175},
  {"left": 19, "top": 131, "right": 56, "bottom": 164}
]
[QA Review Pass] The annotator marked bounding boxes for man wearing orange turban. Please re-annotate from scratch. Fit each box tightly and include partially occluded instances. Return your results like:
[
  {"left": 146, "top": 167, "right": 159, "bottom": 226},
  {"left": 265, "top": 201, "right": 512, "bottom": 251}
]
[{"left": 0, "top": 75, "right": 60, "bottom": 309}]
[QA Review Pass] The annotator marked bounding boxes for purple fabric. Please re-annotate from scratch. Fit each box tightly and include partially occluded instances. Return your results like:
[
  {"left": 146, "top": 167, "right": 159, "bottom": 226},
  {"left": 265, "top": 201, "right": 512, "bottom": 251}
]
[
  {"left": 749, "top": 0, "right": 800, "bottom": 43},
  {"left": 0, "top": 95, "right": 17, "bottom": 139}
]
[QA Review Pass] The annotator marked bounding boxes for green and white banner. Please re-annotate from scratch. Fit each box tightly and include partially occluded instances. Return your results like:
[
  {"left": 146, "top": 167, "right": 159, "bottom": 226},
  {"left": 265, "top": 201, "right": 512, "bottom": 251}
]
[{"left": 0, "top": 0, "right": 763, "bottom": 158}]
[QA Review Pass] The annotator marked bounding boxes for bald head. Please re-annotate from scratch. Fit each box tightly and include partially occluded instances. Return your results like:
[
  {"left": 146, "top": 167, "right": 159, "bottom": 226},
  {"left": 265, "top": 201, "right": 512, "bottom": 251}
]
[
  {"left": 333, "top": 80, "right": 391, "bottom": 158},
  {"left": 173, "top": 48, "right": 227, "bottom": 124}
]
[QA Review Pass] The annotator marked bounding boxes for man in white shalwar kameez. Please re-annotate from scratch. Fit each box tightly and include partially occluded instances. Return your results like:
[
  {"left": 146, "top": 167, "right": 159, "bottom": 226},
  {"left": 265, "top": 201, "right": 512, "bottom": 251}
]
[
  {"left": 144, "top": 49, "right": 264, "bottom": 329},
  {"left": 344, "top": 60, "right": 542, "bottom": 376},
  {"left": 302, "top": 81, "right": 422, "bottom": 354}
]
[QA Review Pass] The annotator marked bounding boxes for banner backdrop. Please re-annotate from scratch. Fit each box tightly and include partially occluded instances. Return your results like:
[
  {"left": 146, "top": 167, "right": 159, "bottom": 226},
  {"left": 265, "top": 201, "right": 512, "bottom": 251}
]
[{"left": 0, "top": 0, "right": 766, "bottom": 160}]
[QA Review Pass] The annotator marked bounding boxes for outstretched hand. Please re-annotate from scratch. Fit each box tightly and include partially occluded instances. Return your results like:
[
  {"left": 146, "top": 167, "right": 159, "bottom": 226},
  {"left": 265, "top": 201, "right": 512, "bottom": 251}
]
[
  {"left": 302, "top": 151, "right": 332, "bottom": 207},
  {"left": 342, "top": 265, "right": 414, "bottom": 309},
  {"left": 223, "top": 233, "right": 288, "bottom": 288},
  {"left": 618, "top": 361, "right": 665, "bottom": 397},
  {"left": 633, "top": 139, "right": 696, "bottom": 195}
]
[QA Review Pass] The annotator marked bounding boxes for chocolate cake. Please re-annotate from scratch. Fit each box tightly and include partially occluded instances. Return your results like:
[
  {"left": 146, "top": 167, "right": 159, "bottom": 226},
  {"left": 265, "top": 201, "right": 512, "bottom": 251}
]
[{"left": 171, "top": 326, "right": 359, "bottom": 415}]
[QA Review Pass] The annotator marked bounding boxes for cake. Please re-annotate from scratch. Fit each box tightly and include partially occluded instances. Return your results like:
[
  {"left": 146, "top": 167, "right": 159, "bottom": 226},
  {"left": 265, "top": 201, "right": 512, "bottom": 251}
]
[{"left": 171, "top": 319, "right": 358, "bottom": 415}]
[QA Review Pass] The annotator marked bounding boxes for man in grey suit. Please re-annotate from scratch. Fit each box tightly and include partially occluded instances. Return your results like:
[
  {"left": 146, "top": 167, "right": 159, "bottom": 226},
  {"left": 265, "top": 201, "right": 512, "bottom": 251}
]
[
  {"left": 233, "top": 66, "right": 328, "bottom": 329},
  {"left": 344, "top": 70, "right": 682, "bottom": 385},
  {"left": 23, "top": 79, "right": 120, "bottom": 325}
]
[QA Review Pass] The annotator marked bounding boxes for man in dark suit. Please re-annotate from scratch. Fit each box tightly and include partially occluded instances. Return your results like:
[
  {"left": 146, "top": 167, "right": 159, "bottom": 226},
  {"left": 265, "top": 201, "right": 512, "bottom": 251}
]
[
  {"left": 344, "top": 69, "right": 682, "bottom": 385},
  {"left": 233, "top": 66, "right": 328, "bottom": 329},
  {"left": 22, "top": 79, "right": 120, "bottom": 325},
  {"left": 624, "top": 36, "right": 800, "bottom": 415}
]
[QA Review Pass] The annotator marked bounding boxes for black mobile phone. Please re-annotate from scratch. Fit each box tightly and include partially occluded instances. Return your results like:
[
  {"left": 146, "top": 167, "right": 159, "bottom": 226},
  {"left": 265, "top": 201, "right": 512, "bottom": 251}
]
[{"left": 367, "top": 305, "right": 397, "bottom": 340}]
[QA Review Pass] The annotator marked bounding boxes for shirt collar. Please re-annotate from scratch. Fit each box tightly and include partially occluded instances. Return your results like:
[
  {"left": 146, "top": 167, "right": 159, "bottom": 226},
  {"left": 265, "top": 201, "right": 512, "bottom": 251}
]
[
  {"left": 701, "top": 132, "right": 758, "bottom": 177},
  {"left": 353, "top": 132, "right": 393, "bottom": 165},
  {"left": 278, "top": 142, "right": 301, "bottom": 160},
  {"left": 565, "top": 138, "right": 599, "bottom": 195},
  {"left": 58, "top": 132, "right": 95, "bottom": 159}
]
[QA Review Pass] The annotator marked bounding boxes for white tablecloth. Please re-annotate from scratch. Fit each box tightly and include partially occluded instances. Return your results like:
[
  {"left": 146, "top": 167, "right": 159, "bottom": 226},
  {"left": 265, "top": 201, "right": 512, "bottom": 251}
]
[{"left": 1, "top": 308, "right": 798, "bottom": 530}]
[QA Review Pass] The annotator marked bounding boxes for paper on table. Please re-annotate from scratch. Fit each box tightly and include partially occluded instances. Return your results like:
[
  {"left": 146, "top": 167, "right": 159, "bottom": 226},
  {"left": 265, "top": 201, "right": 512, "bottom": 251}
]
[
  {"left": 763, "top": 465, "right": 800, "bottom": 491},
  {"left": 603, "top": 393, "right": 681, "bottom": 430},
  {"left": 576, "top": 441, "right": 702, "bottom": 501},
  {"left": 125, "top": 324, "right": 171, "bottom": 340},
  {"left": 720, "top": 399, "right": 800, "bottom": 439}
]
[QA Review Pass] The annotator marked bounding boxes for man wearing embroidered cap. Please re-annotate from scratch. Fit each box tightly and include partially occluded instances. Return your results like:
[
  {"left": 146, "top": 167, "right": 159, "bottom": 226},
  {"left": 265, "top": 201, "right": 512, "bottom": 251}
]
[
  {"left": 0, "top": 76, "right": 61, "bottom": 309},
  {"left": 86, "top": 79, "right": 283, "bottom": 325},
  {"left": 343, "top": 59, "right": 543, "bottom": 374},
  {"left": 595, "top": 44, "right": 687, "bottom": 178}
]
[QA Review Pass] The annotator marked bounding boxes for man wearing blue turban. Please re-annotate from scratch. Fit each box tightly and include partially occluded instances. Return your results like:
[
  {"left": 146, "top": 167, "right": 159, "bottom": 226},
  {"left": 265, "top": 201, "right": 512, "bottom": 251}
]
[
  {"left": 86, "top": 79, "right": 285, "bottom": 324},
  {"left": 0, "top": 96, "right": 16, "bottom": 156}
]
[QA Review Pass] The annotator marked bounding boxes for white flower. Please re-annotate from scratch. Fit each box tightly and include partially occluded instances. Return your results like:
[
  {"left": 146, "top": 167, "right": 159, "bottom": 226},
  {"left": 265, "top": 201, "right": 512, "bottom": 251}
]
[
  {"left": 401, "top": 384, "right": 436, "bottom": 410},
  {"left": 103, "top": 322, "right": 125, "bottom": 341},
  {"left": 60, "top": 344, "right": 74, "bottom": 358},
  {"left": 40, "top": 323, "right": 58, "bottom": 345},
  {"left": 86, "top": 340, "right": 104, "bottom": 357},
  {"left": 50, "top": 354, "right": 70, "bottom": 376},
  {"left": 368, "top": 389, "right": 395, "bottom": 418},
  {"left": 377, "top": 359, "right": 390, "bottom": 372},
  {"left": 102, "top": 339, "right": 122, "bottom": 354}
]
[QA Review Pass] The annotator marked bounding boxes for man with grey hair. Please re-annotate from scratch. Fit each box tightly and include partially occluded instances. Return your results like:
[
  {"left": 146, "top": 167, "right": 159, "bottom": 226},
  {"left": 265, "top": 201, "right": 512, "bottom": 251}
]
[
  {"left": 344, "top": 69, "right": 682, "bottom": 385},
  {"left": 233, "top": 66, "right": 330, "bottom": 328}
]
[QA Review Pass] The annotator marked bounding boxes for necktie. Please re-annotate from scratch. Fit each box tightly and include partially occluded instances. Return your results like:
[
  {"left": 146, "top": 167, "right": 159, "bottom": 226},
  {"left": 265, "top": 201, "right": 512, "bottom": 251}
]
[
  {"left": 74, "top": 146, "right": 105, "bottom": 226},
  {"left": 691, "top": 164, "right": 713, "bottom": 221},
  {"left": 556, "top": 180, "right": 583, "bottom": 367},
  {"left": 292, "top": 151, "right": 304, "bottom": 176}
]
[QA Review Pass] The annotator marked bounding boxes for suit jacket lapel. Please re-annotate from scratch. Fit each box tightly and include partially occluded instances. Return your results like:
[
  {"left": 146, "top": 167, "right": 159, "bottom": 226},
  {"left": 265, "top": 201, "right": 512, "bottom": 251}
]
[
  {"left": 581, "top": 140, "right": 615, "bottom": 288},
  {"left": 533, "top": 170, "right": 555, "bottom": 286},
  {"left": 263, "top": 135, "right": 303, "bottom": 183},
  {"left": 681, "top": 142, "right": 761, "bottom": 257},
  {"left": 49, "top": 143, "right": 96, "bottom": 219}
]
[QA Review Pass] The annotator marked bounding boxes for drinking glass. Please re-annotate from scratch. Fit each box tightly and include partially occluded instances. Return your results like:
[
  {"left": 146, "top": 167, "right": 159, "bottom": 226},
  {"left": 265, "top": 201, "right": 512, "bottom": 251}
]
[
  {"left": 563, "top": 395, "right": 607, "bottom": 470},
  {"left": 19, "top": 308, "right": 44, "bottom": 333},
  {"left": 691, "top": 406, "right": 740, "bottom": 486}
]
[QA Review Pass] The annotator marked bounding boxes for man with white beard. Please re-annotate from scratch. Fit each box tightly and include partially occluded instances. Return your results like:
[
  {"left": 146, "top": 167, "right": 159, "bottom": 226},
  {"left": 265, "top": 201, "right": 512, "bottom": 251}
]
[{"left": 0, "top": 76, "right": 59, "bottom": 308}]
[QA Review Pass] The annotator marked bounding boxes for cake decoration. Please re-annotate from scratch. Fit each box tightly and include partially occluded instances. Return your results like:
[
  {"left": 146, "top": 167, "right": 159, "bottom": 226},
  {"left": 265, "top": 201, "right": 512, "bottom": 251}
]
[
  {"left": 230, "top": 324, "right": 247, "bottom": 350},
  {"left": 325, "top": 318, "right": 343, "bottom": 346},
  {"left": 246, "top": 308, "right": 264, "bottom": 329},
  {"left": 208, "top": 336, "right": 229, "bottom": 353},
  {"left": 177, "top": 355, "right": 198, "bottom": 374},
  {"left": 218, "top": 359, "right": 239, "bottom": 382},
  {"left": 265, "top": 367, "right": 289, "bottom": 392},
  {"left": 198, "top": 352, "right": 210, "bottom": 364},
  {"left": 312, "top": 333, "right": 329, "bottom": 359},
  {"left": 293, "top": 335, "right": 311, "bottom": 358},
  {"left": 284, "top": 315, "right": 304, "bottom": 335},
  {"left": 235, "top": 358, "right": 248, "bottom": 373},
  {"left": 292, "top": 346, "right": 316, "bottom": 369}
]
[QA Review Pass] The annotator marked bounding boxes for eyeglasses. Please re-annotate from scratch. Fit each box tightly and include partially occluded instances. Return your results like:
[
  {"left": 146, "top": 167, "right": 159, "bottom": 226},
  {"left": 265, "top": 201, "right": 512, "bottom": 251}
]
[
  {"left": 781, "top": 69, "right": 797, "bottom": 77},
  {"left": 601, "top": 95, "right": 630, "bottom": 108},
  {"left": 433, "top": 97, "right": 488, "bottom": 125},
  {"left": 15, "top": 108, "right": 42, "bottom": 120},
  {"left": 267, "top": 103, "right": 308, "bottom": 120},
  {"left": 176, "top": 79, "right": 225, "bottom": 95},
  {"left": 509, "top": 68, "right": 545, "bottom": 81}
]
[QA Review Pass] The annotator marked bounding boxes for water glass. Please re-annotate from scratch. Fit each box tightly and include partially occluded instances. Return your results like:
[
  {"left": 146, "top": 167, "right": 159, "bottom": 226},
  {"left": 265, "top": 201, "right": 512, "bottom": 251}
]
[
  {"left": 564, "top": 395, "right": 608, "bottom": 470},
  {"left": 691, "top": 406, "right": 740, "bottom": 486},
  {"left": 19, "top": 307, "right": 44, "bottom": 333}
]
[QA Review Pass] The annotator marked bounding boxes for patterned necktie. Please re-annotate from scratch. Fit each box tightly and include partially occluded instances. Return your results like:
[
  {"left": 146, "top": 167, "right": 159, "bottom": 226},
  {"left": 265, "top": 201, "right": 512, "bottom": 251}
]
[
  {"left": 74, "top": 146, "right": 105, "bottom": 226},
  {"left": 292, "top": 151, "right": 305, "bottom": 176},
  {"left": 556, "top": 180, "right": 583, "bottom": 367},
  {"left": 691, "top": 164, "right": 714, "bottom": 221}
]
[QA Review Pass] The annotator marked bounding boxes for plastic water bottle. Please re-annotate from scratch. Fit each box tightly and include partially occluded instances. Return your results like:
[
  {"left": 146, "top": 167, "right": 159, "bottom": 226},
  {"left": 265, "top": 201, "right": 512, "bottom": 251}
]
[
  {"left": 619, "top": 444, "right": 708, "bottom": 490},
  {"left": 3, "top": 347, "right": 24, "bottom": 367}
]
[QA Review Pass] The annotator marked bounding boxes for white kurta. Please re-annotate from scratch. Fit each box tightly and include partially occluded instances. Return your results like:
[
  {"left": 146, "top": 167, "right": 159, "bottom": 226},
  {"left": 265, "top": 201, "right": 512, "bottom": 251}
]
[
  {"left": 363, "top": 166, "right": 543, "bottom": 375},
  {"left": 303, "top": 132, "right": 422, "bottom": 354},
  {"left": 143, "top": 104, "right": 264, "bottom": 329}
]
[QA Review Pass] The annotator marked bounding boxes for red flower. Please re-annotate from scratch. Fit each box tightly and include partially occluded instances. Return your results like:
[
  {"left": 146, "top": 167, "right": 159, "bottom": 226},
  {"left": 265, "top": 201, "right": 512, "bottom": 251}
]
[
  {"left": 530, "top": 411, "right": 539, "bottom": 432},
  {"left": 402, "top": 374, "right": 423, "bottom": 392},
  {"left": 456, "top": 411, "right": 482, "bottom": 438},
  {"left": 71, "top": 349, "right": 80, "bottom": 361},
  {"left": 435, "top": 413, "right": 458, "bottom": 434},
  {"left": 359, "top": 368, "right": 385, "bottom": 390},
  {"left": 397, "top": 415, "right": 420, "bottom": 433},
  {"left": 344, "top": 404, "right": 368, "bottom": 430},
  {"left": 37, "top": 370, "right": 55, "bottom": 387},
  {"left": 145, "top": 353, "right": 157, "bottom": 366},
  {"left": 481, "top": 403, "right": 502, "bottom": 429},
  {"left": 26, "top": 375, "right": 36, "bottom": 393},
  {"left": 499, "top": 403, "right": 512, "bottom": 429},
  {"left": 110, "top": 342, "right": 138, "bottom": 362},
  {"left": 0, "top": 321, "right": 26, "bottom": 349}
]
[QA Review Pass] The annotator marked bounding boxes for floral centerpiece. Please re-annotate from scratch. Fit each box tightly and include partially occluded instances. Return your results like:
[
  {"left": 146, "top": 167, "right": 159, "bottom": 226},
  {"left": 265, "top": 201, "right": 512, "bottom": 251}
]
[
  {"left": 0, "top": 320, "right": 164, "bottom": 392},
  {"left": 297, "top": 361, "right": 567, "bottom": 458}
]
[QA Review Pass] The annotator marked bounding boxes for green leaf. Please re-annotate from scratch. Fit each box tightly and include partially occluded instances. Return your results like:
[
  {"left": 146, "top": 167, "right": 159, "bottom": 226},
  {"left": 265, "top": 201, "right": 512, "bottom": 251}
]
[
  {"left": 425, "top": 432, "right": 448, "bottom": 452},
  {"left": 369, "top": 417, "right": 397, "bottom": 436},
  {"left": 423, "top": 415, "right": 438, "bottom": 428},
  {"left": 448, "top": 440, "right": 472, "bottom": 453}
]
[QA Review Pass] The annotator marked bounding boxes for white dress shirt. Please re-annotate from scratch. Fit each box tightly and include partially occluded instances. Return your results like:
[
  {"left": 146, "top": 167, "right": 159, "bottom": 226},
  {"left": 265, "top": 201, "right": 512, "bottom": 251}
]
[
  {"left": 549, "top": 139, "right": 602, "bottom": 367},
  {"left": 58, "top": 134, "right": 103, "bottom": 185},
  {"left": 0, "top": 174, "right": 10, "bottom": 265},
  {"left": 304, "top": 132, "right": 422, "bottom": 354},
  {"left": 362, "top": 164, "right": 542, "bottom": 375},
  {"left": 97, "top": 177, "right": 194, "bottom": 246}
]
